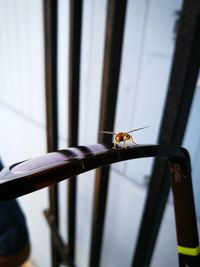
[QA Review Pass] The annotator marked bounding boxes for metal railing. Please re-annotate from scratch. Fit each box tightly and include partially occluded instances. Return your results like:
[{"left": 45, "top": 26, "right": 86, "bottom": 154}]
[
  {"left": 0, "top": 0, "right": 200, "bottom": 267},
  {"left": 0, "top": 144, "right": 200, "bottom": 267}
]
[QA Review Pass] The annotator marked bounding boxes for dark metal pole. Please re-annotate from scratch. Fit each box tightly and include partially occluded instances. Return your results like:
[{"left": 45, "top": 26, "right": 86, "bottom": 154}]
[
  {"left": 132, "top": 0, "right": 200, "bottom": 266},
  {"left": 89, "top": 1, "right": 127, "bottom": 267},
  {"left": 68, "top": 0, "right": 83, "bottom": 265},
  {"left": 43, "top": 0, "right": 59, "bottom": 266},
  {"left": 169, "top": 161, "right": 200, "bottom": 267}
]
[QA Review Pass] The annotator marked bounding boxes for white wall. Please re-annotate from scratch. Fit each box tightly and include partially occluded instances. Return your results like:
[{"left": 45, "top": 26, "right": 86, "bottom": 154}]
[
  {"left": 0, "top": 0, "right": 199, "bottom": 267},
  {"left": 0, "top": 1, "right": 49, "bottom": 266}
]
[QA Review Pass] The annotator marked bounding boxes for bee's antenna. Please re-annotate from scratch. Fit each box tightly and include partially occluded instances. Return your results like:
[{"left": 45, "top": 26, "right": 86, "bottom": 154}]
[
  {"left": 127, "top": 126, "right": 151, "bottom": 133},
  {"left": 100, "top": 131, "right": 116, "bottom": 135}
]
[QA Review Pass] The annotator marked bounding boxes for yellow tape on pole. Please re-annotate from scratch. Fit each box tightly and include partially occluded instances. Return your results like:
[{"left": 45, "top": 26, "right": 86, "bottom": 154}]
[{"left": 177, "top": 245, "right": 200, "bottom": 256}]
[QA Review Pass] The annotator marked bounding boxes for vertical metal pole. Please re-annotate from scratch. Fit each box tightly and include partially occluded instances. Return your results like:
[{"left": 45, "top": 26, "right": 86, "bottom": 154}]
[
  {"left": 68, "top": 0, "right": 83, "bottom": 265},
  {"left": 43, "top": 0, "right": 59, "bottom": 266},
  {"left": 169, "top": 161, "right": 200, "bottom": 267},
  {"left": 132, "top": 0, "right": 200, "bottom": 266},
  {"left": 89, "top": 1, "right": 127, "bottom": 267}
]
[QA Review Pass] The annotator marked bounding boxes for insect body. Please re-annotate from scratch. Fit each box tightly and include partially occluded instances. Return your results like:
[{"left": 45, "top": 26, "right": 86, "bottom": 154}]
[{"left": 101, "top": 126, "right": 150, "bottom": 149}]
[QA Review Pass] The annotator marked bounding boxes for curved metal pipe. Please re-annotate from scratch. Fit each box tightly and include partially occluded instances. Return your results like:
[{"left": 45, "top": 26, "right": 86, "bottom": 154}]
[
  {"left": 0, "top": 143, "right": 199, "bottom": 266},
  {"left": 0, "top": 144, "right": 190, "bottom": 200}
]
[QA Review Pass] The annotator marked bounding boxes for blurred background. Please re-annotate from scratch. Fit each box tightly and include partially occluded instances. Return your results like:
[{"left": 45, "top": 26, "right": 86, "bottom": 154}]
[{"left": 0, "top": 0, "right": 200, "bottom": 266}]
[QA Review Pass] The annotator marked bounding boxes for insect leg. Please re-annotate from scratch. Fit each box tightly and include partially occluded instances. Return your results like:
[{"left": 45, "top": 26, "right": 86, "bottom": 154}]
[
  {"left": 124, "top": 140, "right": 127, "bottom": 149},
  {"left": 113, "top": 139, "right": 117, "bottom": 149},
  {"left": 130, "top": 135, "right": 137, "bottom": 145}
]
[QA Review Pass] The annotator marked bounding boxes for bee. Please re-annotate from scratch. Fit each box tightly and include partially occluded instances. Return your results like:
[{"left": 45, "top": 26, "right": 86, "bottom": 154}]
[{"left": 101, "top": 126, "right": 150, "bottom": 149}]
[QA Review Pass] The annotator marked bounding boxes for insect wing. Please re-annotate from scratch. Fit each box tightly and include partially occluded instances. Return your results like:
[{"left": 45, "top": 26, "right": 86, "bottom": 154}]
[
  {"left": 100, "top": 131, "right": 116, "bottom": 135},
  {"left": 127, "top": 126, "right": 150, "bottom": 133}
]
